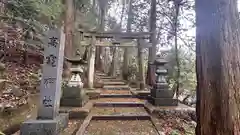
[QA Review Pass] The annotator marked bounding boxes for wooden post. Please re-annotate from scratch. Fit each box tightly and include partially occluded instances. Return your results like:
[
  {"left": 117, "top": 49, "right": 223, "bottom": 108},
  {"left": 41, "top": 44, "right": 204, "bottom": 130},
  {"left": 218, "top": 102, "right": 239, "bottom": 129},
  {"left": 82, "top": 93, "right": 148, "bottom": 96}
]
[
  {"left": 87, "top": 36, "right": 96, "bottom": 89},
  {"left": 137, "top": 39, "right": 146, "bottom": 90}
]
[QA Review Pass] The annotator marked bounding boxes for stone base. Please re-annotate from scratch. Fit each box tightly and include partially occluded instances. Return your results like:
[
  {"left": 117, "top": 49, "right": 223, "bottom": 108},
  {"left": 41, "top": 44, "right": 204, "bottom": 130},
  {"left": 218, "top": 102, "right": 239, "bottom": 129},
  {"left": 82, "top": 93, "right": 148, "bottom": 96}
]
[
  {"left": 20, "top": 113, "right": 69, "bottom": 135},
  {"left": 61, "top": 86, "right": 85, "bottom": 98},
  {"left": 150, "top": 89, "right": 174, "bottom": 98},
  {"left": 150, "top": 97, "right": 178, "bottom": 106},
  {"left": 60, "top": 97, "right": 88, "bottom": 107}
]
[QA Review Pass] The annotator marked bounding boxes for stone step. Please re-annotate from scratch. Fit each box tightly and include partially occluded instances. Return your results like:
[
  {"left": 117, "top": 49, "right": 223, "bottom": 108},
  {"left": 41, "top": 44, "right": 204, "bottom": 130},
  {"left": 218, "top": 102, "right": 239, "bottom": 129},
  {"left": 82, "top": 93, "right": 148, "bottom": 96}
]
[
  {"left": 100, "top": 94, "right": 133, "bottom": 98},
  {"left": 91, "top": 114, "right": 150, "bottom": 120},
  {"left": 93, "top": 102, "right": 145, "bottom": 107},
  {"left": 103, "top": 85, "right": 130, "bottom": 90},
  {"left": 103, "top": 81, "right": 126, "bottom": 85},
  {"left": 96, "top": 73, "right": 107, "bottom": 76},
  {"left": 100, "top": 76, "right": 118, "bottom": 79},
  {"left": 101, "top": 79, "right": 124, "bottom": 82}
]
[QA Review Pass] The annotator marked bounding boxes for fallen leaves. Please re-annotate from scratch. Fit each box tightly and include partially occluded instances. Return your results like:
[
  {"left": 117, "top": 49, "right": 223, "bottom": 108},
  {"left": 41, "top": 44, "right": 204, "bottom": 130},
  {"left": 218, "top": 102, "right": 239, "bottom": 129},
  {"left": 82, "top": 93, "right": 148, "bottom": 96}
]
[
  {"left": 91, "top": 107, "right": 147, "bottom": 115},
  {"left": 0, "top": 61, "right": 40, "bottom": 112},
  {"left": 153, "top": 110, "right": 196, "bottom": 135},
  {"left": 85, "top": 120, "right": 158, "bottom": 135}
]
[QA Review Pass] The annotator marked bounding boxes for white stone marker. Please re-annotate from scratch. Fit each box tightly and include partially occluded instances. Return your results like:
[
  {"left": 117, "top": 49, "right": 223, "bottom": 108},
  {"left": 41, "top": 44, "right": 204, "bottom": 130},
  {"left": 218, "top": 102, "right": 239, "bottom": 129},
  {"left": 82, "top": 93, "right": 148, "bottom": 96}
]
[{"left": 38, "top": 27, "right": 65, "bottom": 119}]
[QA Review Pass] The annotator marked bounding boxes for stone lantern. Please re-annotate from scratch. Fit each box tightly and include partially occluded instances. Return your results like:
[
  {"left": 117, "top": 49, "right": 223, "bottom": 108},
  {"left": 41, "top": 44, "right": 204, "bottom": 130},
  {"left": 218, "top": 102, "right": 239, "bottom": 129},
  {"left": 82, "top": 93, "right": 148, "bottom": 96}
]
[
  {"left": 150, "top": 54, "right": 178, "bottom": 106},
  {"left": 60, "top": 50, "right": 88, "bottom": 107}
]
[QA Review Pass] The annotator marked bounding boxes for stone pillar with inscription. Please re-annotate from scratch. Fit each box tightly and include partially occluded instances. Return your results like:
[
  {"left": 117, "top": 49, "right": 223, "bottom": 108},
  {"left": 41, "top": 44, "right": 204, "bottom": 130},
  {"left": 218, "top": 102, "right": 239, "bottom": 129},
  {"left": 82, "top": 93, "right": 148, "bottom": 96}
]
[
  {"left": 60, "top": 52, "right": 88, "bottom": 107},
  {"left": 150, "top": 54, "right": 178, "bottom": 106},
  {"left": 20, "top": 27, "right": 69, "bottom": 135}
]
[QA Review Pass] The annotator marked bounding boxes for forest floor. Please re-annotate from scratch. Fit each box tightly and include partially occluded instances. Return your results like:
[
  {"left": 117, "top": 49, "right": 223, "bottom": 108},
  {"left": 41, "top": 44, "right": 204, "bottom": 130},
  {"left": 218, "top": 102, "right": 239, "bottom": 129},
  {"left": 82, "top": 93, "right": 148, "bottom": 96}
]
[{"left": 0, "top": 61, "right": 40, "bottom": 131}]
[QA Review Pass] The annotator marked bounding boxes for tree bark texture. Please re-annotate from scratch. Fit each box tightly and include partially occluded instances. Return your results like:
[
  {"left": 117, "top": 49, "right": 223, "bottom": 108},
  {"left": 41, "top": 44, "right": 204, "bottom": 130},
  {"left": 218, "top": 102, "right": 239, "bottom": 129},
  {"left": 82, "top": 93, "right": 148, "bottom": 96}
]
[
  {"left": 63, "top": 0, "right": 74, "bottom": 79},
  {"left": 146, "top": 0, "right": 157, "bottom": 86},
  {"left": 196, "top": 0, "right": 240, "bottom": 134},
  {"left": 122, "top": 0, "right": 133, "bottom": 80},
  {"left": 174, "top": 2, "right": 180, "bottom": 99}
]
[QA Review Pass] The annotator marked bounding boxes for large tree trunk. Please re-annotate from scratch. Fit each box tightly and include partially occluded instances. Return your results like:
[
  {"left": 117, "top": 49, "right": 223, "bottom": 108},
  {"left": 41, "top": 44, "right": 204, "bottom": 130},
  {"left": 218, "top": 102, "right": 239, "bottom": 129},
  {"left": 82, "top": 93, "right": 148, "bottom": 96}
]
[
  {"left": 196, "top": 0, "right": 240, "bottom": 134},
  {"left": 146, "top": 0, "right": 157, "bottom": 86},
  {"left": 122, "top": 0, "right": 133, "bottom": 80},
  {"left": 173, "top": 2, "right": 180, "bottom": 99},
  {"left": 63, "top": 0, "right": 74, "bottom": 79}
]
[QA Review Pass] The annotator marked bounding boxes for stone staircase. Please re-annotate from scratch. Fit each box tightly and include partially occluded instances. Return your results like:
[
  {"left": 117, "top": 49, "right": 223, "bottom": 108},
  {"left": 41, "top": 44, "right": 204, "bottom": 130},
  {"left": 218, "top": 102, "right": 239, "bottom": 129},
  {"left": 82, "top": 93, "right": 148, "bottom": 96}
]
[{"left": 73, "top": 72, "right": 160, "bottom": 135}]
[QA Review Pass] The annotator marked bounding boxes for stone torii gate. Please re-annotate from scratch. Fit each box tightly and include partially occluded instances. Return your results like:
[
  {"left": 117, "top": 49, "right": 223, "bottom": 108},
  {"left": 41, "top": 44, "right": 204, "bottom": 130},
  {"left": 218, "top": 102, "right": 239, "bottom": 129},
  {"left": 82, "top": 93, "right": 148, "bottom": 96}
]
[{"left": 77, "top": 30, "right": 152, "bottom": 90}]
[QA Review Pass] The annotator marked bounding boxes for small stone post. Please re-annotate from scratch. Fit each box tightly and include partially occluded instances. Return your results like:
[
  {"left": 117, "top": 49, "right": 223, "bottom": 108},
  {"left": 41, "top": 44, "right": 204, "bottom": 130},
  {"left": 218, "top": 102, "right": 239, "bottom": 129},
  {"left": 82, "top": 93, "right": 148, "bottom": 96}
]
[
  {"left": 20, "top": 27, "right": 69, "bottom": 135},
  {"left": 150, "top": 54, "right": 178, "bottom": 106}
]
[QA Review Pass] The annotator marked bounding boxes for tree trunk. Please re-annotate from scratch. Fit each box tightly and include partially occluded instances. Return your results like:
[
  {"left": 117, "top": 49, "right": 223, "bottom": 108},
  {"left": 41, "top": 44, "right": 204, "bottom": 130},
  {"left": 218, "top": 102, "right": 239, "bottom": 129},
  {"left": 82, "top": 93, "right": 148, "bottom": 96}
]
[
  {"left": 196, "top": 0, "right": 240, "bottom": 134},
  {"left": 174, "top": 2, "right": 180, "bottom": 99},
  {"left": 146, "top": 0, "right": 157, "bottom": 86},
  {"left": 122, "top": 0, "right": 133, "bottom": 80},
  {"left": 63, "top": 0, "right": 74, "bottom": 79}
]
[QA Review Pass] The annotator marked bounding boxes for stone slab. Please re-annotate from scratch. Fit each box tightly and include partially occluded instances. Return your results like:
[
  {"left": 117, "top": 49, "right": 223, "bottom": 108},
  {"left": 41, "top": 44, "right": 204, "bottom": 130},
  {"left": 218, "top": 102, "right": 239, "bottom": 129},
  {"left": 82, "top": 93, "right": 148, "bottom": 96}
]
[
  {"left": 132, "top": 90, "right": 150, "bottom": 96},
  {"left": 94, "top": 102, "right": 145, "bottom": 107},
  {"left": 103, "top": 85, "right": 130, "bottom": 90},
  {"left": 86, "top": 90, "right": 101, "bottom": 99},
  {"left": 101, "top": 79, "right": 123, "bottom": 82},
  {"left": 20, "top": 113, "right": 69, "bottom": 135},
  {"left": 60, "top": 107, "right": 89, "bottom": 119},
  {"left": 60, "top": 96, "right": 88, "bottom": 107},
  {"left": 150, "top": 97, "right": 178, "bottom": 106},
  {"left": 100, "top": 76, "right": 118, "bottom": 79},
  {"left": 103, "top": 81, "right": 126, "bottom": 85},
  {"left": 150, "top": 89, "right": 174, "bottom": 98},
  {"left": 100, "top": 94, "right": 133, "bottom": 98},
  {"left": 91, "top": 114, "right": 150, "bottom": 120}
]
